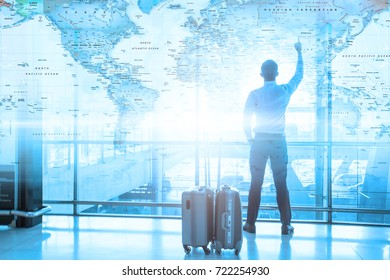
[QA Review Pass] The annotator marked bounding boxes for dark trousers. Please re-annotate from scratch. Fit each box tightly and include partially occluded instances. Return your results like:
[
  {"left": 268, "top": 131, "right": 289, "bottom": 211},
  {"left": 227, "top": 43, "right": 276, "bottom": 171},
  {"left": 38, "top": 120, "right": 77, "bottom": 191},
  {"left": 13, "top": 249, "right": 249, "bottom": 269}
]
[{"left": 246, "top": 135, "right": 292, "bottom": 226}]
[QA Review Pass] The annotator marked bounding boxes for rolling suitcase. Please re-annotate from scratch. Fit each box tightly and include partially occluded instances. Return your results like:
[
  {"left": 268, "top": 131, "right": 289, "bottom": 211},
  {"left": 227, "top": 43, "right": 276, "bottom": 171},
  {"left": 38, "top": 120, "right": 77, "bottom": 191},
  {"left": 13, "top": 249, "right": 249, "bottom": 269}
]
[
  {"left": 181, "top": 186, "right": 214, "bottom": 255},
  {"left": 214, "top": 185, "right": 243, "bottom": 255}
]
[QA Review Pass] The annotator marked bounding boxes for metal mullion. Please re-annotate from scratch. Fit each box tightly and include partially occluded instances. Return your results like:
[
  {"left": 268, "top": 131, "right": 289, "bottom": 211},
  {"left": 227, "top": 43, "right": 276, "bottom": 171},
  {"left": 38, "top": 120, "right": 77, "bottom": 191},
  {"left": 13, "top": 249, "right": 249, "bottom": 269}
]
[{"left": 326, "top": 23, "right": 333, "bottom": 223}]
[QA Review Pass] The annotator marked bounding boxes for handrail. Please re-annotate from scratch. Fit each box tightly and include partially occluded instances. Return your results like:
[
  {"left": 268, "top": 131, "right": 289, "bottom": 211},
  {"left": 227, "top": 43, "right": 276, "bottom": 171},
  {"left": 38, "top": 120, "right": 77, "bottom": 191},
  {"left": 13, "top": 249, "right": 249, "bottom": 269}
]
[
  {"left": 42, "top": 139, "right": 390, "bottom": 147},
  {"left": 43, "top": 200, "right": 390, "bottom": 215},
  {"left": 0, "top": 205, "right": 51, "bottom": 218}
]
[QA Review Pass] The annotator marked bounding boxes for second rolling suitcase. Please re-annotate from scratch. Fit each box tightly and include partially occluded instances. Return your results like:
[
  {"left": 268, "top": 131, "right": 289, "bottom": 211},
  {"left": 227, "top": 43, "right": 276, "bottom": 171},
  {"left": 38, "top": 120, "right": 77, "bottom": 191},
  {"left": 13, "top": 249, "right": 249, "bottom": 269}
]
[{"left": 214, "top": 185, "right": 243, "bottom": 255}]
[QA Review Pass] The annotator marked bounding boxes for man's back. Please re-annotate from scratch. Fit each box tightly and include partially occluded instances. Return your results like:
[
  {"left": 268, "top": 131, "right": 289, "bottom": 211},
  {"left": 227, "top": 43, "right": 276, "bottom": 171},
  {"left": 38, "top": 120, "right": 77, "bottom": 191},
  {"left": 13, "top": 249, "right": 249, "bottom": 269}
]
[{"left": 244, "top": 53, "right": 303, "bottom": 135}]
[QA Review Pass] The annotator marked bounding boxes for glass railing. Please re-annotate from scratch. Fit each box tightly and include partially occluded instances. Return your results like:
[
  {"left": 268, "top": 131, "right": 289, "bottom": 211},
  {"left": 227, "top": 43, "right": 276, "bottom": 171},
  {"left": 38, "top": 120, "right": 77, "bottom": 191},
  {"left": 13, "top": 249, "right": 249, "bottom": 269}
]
[{"left": 43, "top": 141, "right": 390, "bottom": 225}]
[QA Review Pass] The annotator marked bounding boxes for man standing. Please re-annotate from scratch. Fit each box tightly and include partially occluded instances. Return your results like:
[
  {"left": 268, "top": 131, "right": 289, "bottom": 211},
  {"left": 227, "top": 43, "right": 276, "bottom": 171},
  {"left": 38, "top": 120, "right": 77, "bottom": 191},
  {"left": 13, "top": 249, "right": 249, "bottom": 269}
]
[{"left": 243, "top": 39, "right": 303, "bottom": 235}]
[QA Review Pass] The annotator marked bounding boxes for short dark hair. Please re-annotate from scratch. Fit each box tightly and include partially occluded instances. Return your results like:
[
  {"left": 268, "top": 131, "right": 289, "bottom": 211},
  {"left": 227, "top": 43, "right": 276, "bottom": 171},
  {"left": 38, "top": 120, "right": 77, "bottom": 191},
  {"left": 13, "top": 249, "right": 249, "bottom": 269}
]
[
  {"left": 261, "top": 59, "right": 278, "bottom": 74},
  {"left": 261, "top": 59, "right": 278, "bottom": 80}
]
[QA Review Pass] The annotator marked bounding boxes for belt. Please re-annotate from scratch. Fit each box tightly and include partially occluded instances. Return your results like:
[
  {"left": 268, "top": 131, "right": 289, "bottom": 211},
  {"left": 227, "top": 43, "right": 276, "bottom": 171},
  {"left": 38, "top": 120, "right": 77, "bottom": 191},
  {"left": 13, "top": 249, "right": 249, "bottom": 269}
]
[{"left": 255, "top": 132, "right": 285, "bottom": 139}]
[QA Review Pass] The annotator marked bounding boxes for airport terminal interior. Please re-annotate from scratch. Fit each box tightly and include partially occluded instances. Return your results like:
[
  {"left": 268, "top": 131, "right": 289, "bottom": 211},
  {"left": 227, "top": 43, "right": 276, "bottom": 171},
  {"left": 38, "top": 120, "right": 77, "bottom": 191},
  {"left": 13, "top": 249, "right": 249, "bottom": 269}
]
[{"left": 0, "top": 1, "right": 389, "bottom": 260}]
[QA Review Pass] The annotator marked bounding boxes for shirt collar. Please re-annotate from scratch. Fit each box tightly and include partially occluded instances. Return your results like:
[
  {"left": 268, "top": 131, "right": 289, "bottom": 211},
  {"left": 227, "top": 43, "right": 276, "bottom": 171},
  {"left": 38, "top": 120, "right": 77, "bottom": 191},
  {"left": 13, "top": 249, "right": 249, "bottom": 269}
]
[{"left": 264, "top": 81, "right": 277, "bottom": 85}]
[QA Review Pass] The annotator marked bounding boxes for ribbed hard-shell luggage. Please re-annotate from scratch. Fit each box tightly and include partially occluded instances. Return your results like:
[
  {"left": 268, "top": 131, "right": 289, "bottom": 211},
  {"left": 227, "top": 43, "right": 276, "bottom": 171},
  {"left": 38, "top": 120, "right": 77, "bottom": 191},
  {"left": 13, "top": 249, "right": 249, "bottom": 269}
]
[
  {"left": 214, "top": 185, "right": 243, "bottom": 255},
  {"left": 181, "top": 186, "right": 214, "bottom": 255}
]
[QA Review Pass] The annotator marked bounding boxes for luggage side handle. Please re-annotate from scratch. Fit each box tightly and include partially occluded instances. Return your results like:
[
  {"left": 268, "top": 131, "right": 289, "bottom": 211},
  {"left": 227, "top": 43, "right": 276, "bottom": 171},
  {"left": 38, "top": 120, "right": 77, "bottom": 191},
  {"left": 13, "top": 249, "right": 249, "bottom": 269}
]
[{"left": 221, "top": 212, "right": 231, "bottom": 231}]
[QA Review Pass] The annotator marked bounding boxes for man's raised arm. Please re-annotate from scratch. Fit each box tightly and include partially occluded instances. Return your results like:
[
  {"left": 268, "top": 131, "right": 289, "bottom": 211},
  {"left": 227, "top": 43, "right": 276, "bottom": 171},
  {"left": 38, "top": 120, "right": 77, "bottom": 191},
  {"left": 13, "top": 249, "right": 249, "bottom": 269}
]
[{"left": 286, "top": 39, "right": 303, "bottom": 93}]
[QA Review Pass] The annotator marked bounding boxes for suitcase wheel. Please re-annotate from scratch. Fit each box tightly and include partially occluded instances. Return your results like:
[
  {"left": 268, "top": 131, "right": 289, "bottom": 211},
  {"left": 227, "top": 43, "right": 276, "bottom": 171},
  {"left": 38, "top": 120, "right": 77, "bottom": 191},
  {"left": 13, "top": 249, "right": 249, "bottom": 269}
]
[
  {"left": 234, "top": 241, "right": 242, "bottom": 256},
  {"left": 183, "top": 245, "right": 191, "bottom": 254}
]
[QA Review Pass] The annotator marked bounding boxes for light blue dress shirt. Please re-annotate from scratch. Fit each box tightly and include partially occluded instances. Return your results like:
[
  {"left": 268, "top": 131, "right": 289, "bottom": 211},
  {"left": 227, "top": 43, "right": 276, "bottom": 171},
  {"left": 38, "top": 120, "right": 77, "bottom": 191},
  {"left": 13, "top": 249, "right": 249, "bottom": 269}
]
[{"left": 244, "top": 53, "right": 303, "bottom": 137}]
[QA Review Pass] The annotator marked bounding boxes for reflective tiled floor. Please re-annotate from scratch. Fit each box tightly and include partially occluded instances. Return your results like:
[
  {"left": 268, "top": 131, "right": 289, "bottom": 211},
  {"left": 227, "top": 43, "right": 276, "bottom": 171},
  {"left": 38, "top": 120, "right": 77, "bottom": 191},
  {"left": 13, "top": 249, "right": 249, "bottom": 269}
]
[{"left": 0, "top": 216, "right": 389, "bottom": 260}]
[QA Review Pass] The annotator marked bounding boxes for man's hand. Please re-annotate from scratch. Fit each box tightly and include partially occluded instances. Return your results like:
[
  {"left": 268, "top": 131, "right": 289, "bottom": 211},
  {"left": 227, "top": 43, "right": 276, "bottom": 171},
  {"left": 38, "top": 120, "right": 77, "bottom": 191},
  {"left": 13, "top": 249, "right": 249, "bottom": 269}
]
[{"left": 294, "top": 37, "right": 302, "bottom": 52}]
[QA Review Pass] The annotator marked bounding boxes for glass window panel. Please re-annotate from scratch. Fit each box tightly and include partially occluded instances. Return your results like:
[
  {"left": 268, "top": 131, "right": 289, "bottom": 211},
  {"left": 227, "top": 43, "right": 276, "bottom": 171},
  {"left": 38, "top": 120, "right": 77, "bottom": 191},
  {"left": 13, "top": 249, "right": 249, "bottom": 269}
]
[
  {"left": 332, "top": 212, "right": 390, "bottom": 226},
  {"left": 45, "top": 204, "right": 74, "bottom": 215},
  {"left": 331, "top": 146, "right": 390, "bottom": 213},
  {"left": 77, "top": 143, "right": 151, "bottom": 209},
  {"left": 43, "top": 144, "right": 74, "bottom": 201}
]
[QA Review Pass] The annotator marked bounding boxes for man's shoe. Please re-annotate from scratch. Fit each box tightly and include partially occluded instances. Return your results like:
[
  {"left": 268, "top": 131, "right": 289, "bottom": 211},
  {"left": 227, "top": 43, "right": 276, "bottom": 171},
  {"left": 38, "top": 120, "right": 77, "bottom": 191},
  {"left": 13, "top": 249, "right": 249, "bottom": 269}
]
[
  {"left": 243, "top": 222, "right": 256, "bottom": 234},
  {"left": 281, "top": 225, "right": 294, "bottom": 235}
]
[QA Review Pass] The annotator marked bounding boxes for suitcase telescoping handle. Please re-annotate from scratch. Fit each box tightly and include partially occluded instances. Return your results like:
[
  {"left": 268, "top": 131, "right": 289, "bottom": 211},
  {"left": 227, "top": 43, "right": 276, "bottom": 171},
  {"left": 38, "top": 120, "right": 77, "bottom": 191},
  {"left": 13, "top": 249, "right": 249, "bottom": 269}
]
[{"left": 217, "top": 137, "right": 222, "bottom": 191}]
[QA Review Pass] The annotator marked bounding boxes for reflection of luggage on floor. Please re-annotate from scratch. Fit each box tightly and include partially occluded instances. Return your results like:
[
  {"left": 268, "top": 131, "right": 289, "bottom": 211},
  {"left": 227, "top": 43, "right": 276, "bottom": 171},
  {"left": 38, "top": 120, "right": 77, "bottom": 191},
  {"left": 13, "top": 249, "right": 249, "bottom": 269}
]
[
  {"left": 214, "top": 185, "right": 243, "bottom": 255},
  {"left": 181, "top": 186, "right": 214, "bottom": 255}
]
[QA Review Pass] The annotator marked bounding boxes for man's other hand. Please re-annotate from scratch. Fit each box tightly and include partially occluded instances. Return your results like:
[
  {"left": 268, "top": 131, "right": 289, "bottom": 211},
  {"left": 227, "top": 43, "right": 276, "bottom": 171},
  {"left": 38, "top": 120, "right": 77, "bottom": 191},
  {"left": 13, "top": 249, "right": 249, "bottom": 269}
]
[{"left": 294, "top": 39, "right": 302, "bottom": 52}]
